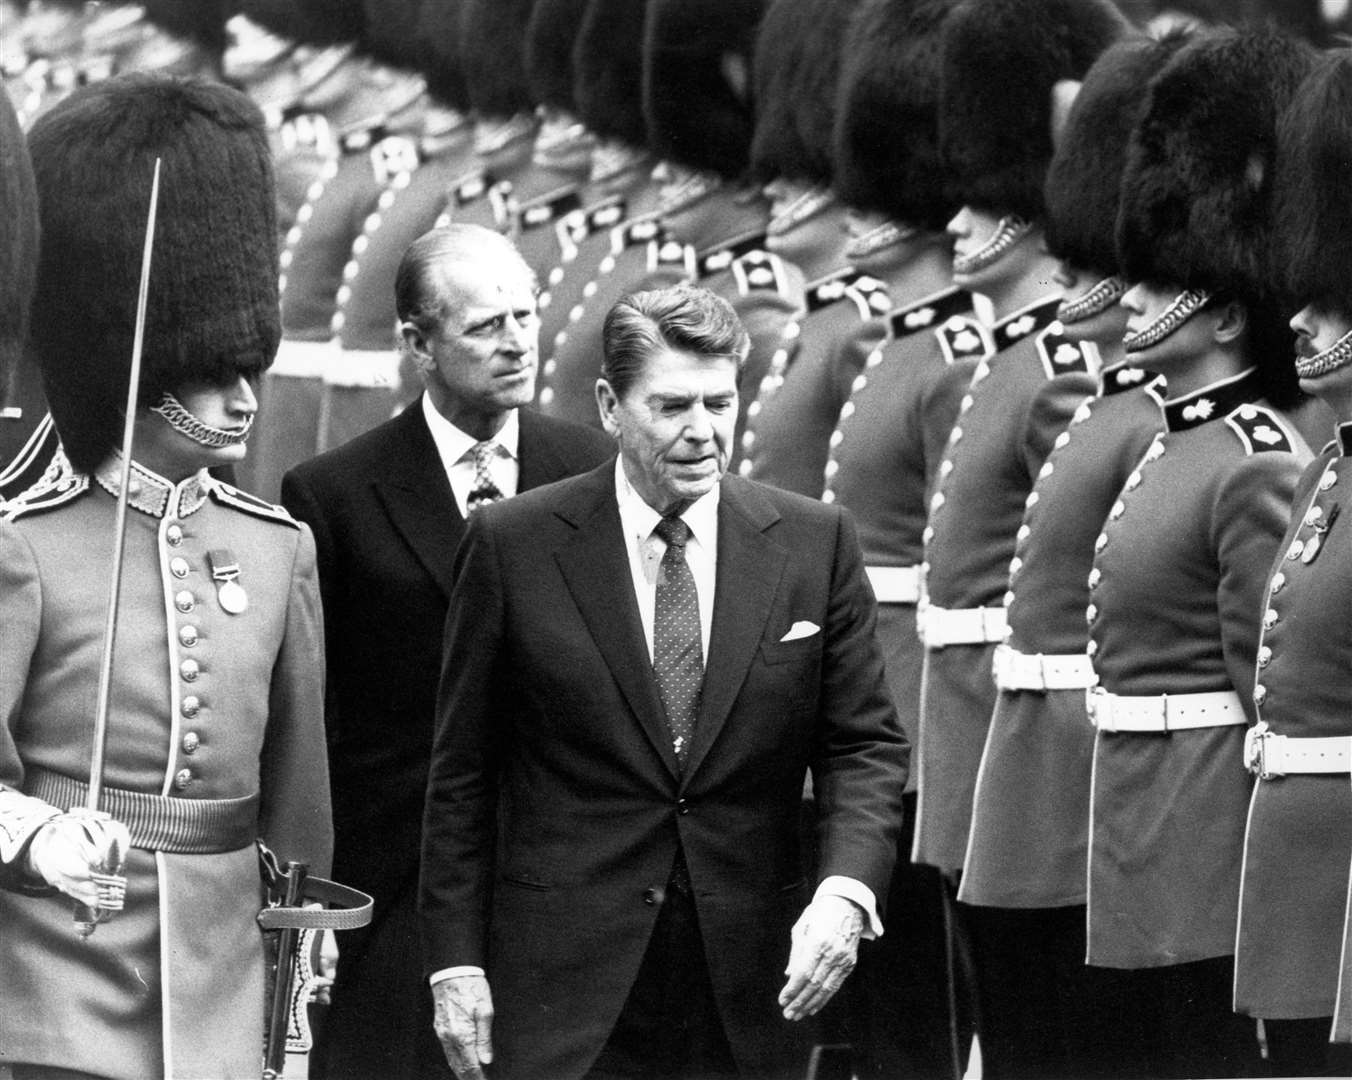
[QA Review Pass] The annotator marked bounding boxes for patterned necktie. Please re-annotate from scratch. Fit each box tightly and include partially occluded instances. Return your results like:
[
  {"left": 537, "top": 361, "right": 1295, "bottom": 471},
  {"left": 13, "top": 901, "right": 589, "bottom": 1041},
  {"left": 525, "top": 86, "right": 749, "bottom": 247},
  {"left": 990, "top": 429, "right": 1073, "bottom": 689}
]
[
  {"left": 652, "top": 516, "right": 703, "bottom": 766},
  {"left": 467, "top": 440, "right": 504, "bottom": 513}
]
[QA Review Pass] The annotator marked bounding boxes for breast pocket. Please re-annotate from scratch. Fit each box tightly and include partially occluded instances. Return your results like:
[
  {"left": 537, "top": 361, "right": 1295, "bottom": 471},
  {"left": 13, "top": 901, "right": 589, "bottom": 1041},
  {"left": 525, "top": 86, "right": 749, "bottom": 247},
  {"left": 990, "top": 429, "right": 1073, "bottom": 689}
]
[{"left": 759, "top": 633, "right": 821, "bottom": 666}]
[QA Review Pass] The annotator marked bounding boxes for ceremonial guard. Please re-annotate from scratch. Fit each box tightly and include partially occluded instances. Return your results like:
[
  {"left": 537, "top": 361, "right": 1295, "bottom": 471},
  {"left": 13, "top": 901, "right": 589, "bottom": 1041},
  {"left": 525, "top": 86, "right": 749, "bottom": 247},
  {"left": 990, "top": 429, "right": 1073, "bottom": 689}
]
[
  {"left": 955, "top": 34, "right": 1182, "bottom": 1078},
  {"left": 735, "top": 0, "right": 893, "bottom": 497},
  {"left": 0, "top": 73, "right": 332, "bottom": 1079},
  {"left": 1085, "top": 28, "right": 1315, "bottom": 1077},
  {"left": 1231, "top": 49, "right": 1352, "bottom": 1078},
  {"left": 822, "top": 2, "right": 990, "bottom": 1074}
]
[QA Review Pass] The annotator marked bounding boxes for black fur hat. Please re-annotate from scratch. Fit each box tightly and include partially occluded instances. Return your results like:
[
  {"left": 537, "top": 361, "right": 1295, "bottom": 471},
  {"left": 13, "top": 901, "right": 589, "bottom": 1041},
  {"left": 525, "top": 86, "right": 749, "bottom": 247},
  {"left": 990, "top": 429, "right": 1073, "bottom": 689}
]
[
  {"left": 359, "top": 0, "right": 423, "bottom": 70},
  {"left": 526, "top": 0, "right": 589, "bottom": 112},
  {"left": 939, "top": 0, "right": 1130, "bottom": 221},
  {"left": 142, "top": 0, "right": 229, "bottom": 52},
  {"left": 833, "top": 0, "right": 960, "bottom": 229},
  {"left": 461, "top": 0, "right": 537, "bottom": 119},
  {"left": 1275, "top": 50, "right": 1352, "bottom": 314},
  {"left": 1116, "top": 27, "right": 1317, "bottom": 302},
  {"left": 418, "top": 0, "right": 470, "bottom": 110},
  {"left": 236, "top": 0, "right": 364, "bottom": 45},
  {"left": 750, "top": 0, "right": 866, "bottom": 184},
  {"left": 1044, "top": 33, "right": 1184, "bottom": 276},
  {"left": 0, "top": 85, "right": 38, "bottom": 399},
  {"left": 574, "top": 0, "right": 648, "bottom": 146},
  {"left": 643, "top": 0, "right": 767, "bottom": 178},
  {"left": 27, "top": 73, "right": 279, "bottom": 474}
]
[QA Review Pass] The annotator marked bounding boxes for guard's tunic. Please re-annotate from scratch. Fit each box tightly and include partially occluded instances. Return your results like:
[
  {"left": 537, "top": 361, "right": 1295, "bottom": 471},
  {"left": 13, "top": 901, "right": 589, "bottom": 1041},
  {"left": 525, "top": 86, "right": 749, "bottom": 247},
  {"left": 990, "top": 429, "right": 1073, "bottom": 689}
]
[
  {"left": 0, "top": 456, "right": 332, "bottom": 1079},
  {"left": 960, "top": 366, "right": 1164, "bottom": 906},
  {"left": 915, "top": 296, "right": 1095, "bottom": 873},
  {"left": 1087, "top": 369, "right": 1307, "bottom": 968},
  {"left": 740, "top": 267, "right": 892, "bottom": 497},
  {"left": 1234, "top": 423, "right": 1352, "bottom": 1018}
]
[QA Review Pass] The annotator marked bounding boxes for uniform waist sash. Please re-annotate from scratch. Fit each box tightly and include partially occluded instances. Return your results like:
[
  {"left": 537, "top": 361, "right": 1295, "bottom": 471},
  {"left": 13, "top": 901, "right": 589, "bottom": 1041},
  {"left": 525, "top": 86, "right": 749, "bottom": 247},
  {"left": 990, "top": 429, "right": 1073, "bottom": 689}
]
[
  {"left": 865, "top": 565, "right": 921, "bottom": 604},
  {"left": 918, "top": 603, "right": 1007, "bottom": 648},
  {"left": 1244, "top": 722, "right": 1352, "bottom": 779},
  {"left": 993, "top": 644, "right": 1097, "bottom": 691},
  {"left": 1086, "top": 688, "right": 1244, "bottom": 734}
]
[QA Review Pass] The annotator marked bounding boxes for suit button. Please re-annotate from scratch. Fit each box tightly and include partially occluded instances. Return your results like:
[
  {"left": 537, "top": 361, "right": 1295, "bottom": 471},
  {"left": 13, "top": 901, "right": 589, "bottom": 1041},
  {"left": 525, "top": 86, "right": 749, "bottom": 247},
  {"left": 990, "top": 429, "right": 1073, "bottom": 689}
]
[
  {"left": 643, "top": 886, "right": 664, "bottom": 906},
  {"left": 677, "top": 799, "right": 689, "bottom": 815},
  {"left": 173, "top": 768, "right": 192, "bottom": 791}
]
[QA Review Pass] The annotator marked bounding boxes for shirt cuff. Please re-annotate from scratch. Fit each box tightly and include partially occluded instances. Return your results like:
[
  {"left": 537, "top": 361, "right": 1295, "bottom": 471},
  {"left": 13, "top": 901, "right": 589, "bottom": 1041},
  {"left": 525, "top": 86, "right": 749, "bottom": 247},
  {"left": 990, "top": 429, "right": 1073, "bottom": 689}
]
[
  {"left": 429, "top": 965, "right": 485, "bottom": 987},
  {"left": 815, "top": 875, "right": 883, "bottom": 939}
]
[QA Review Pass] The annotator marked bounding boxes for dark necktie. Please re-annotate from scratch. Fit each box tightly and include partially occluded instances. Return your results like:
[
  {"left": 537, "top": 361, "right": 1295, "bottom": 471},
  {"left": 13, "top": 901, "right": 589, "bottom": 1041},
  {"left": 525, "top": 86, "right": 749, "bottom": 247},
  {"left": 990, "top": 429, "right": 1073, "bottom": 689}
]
[
  {"left": 652, "top": 516, "right": 703, "bottom": 766},
  {"left": 467, "top": 440, "right": 504, "bottom": 513}
]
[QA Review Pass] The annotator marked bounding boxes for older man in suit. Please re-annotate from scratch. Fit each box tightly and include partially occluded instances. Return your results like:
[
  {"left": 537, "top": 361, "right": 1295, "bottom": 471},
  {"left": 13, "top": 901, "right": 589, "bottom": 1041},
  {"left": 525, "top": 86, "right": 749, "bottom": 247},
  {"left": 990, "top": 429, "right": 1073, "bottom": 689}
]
[
  {"left": 281, "top": 222, "right": 613, "bottom": 1080},
  {"left": 420, "top": 283, "right": 909, "bottom": 1080}
]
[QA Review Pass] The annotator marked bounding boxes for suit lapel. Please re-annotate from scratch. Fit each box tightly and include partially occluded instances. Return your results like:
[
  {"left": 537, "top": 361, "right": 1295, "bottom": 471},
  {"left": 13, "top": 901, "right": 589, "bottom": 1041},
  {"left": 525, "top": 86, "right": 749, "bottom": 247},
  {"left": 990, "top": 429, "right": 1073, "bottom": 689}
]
[
  {"left": 683, "top": 478, "right": 785, "bottom": 782},
  {"left": 374, "top": 404, "right": 464, "bottom": 598},
  {"left": 553, "top": 468, "right": 682, "bottom": 779},
  {"left": 517, "top": 410, "right": 574, "bottom": 490}
]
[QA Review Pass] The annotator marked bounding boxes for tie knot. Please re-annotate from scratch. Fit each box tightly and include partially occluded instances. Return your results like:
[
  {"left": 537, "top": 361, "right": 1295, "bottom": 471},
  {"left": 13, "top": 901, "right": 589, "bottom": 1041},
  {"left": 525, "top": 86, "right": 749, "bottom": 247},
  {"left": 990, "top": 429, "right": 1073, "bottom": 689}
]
[
  {"left": 471, "top": 440, "right": 497, "bottom": 468},
  {"left": 654, "top": 515, "right": 690, "bottom": 550}
]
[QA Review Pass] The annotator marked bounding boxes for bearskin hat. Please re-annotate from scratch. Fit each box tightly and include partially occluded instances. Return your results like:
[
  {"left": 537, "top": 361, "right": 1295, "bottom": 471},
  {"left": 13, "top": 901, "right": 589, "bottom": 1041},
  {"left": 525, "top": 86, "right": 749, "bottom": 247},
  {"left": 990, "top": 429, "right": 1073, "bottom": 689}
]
[
  {"left": 833, "top": 0, "right": 959, "bottom": 230},
  {"left": 358, "top": 0, "right": 423, "bottom": 71},
  {"left": 0, "top": 85, "right": 38, "bottom": 399},
  {"left": 643, "top": 0, "right": 767, "bottom": 178},
  {"left": 142, "top": 0, "right": 229, "bottom": 53},
  {"left": 1044, "top": 33, "right": 1185, "bottom": 276},
  {"left": 1116, "top": 27, "right": 1316, "bottom": 303},
  {"left": 939, "top": 0, "right": 1131, "bottom": 221},
  {"left": 234, "top": 0, "right": 363, "bottom": 45},
  {"left": 525, "top": 0, "right": 588, "bottom": 113},
  {"left": 27, "top": 73, "right": 279, "bottom": 474},
  {"left": 573, "top": 0, "right": 647, "bottom": 147},
  {"left": 461, "top": 0, "right": 537, "bottom": 119},
  {"left": 418, "top": 0, "right": 470, "bottom": 110},
  {"left": 1275, "top": 50, "right": 1352, "bottom": 315}
]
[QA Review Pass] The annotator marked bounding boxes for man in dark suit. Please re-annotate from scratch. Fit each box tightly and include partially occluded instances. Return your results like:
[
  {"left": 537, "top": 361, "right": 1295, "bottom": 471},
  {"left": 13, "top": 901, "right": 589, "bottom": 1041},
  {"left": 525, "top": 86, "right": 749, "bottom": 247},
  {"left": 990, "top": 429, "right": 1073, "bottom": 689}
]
[
  {"left": 281, "top": 222, "right": 613, "bottom": 1080},
  {"left": 420, "top": 283, "right": 909, "bottom": 1080}
]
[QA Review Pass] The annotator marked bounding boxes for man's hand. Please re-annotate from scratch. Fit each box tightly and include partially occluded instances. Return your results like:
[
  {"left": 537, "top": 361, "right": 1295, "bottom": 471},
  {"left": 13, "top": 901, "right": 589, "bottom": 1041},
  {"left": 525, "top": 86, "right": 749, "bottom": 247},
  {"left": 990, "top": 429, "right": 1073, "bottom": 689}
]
[
  {"left": 778, "top": 894, "right": 864, "bottom": 1021},
  {"left": 26, "top": 810, "right": 130, "bottom": 908},
  {"left": 432, "top": 973, "right": 495, "bottom": 1080}
]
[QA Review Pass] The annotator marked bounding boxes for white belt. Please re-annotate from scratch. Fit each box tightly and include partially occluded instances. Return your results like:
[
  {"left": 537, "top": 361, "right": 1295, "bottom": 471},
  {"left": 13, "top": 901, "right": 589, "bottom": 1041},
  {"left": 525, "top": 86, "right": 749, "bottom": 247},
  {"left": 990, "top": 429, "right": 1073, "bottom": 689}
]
[
  {"left": 866, "top": 565, "right": 921, "bottom": 604},
  {"left": 269, "top": 338, "right": 338, "bottom": 379},
  {"left": 1244, "top": 721, "right": 1352, "bottom": 779},
  {"left": 992, "top": 644, "right": 1097, "bottom": 691},
  {"left": 919, "top": 604, "right": 1007, "bottom": 649},
  {"left": 323, "top": 349, "right": 402, "bottom": 388},
  {"left": 1086, "top": 688, "right": 1245, "bottom": 733}
]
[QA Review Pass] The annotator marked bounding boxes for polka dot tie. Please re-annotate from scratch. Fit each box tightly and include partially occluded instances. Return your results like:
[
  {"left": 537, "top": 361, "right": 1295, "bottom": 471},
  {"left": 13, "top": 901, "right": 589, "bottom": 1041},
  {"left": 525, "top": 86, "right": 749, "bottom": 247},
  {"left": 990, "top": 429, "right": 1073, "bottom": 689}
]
[
  {"left": 467, "top": 440, "right": 504, "bottom": 513},
  {"left": 652, "top": 516, "right": 703, "bottom": 767}
]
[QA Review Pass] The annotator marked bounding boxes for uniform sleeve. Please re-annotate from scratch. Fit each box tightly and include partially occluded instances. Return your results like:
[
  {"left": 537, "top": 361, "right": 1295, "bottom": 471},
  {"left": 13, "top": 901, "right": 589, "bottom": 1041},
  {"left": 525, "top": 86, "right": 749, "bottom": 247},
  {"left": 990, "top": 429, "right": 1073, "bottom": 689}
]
[
  {"left": 0, "top": 521, "right": 61, "bottom": 887},
  {"left": 920, "top": 358, "right": 979, "bottom": 496},
  {"left": 1022, "top": 371, "right": 1097, "bottom": 478},
  {"left": 1212, "top": 451, "right": 1303, "bottom": 722},
  {"left": 419, "top": 513, "right": 507, "bottom": 973},
  {"left": 810, "top": 507, "right": 911, "bottom": 910},
  {"left": 258, "top": 522, "right": 333, "bottom": 877}
]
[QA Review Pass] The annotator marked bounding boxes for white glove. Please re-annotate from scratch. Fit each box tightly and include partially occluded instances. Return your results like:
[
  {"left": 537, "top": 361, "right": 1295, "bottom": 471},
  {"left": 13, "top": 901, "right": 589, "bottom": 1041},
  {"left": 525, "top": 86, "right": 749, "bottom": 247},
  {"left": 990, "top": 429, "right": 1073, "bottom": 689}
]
[{"left": 26, "top": 809, "right": 130, "bottom": 908}]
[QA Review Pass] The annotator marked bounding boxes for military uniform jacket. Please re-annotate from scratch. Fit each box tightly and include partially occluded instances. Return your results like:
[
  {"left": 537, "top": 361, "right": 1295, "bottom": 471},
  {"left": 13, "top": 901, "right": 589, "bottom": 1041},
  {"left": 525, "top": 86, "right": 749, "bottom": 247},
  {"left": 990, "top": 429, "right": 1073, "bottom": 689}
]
[
  {"left": 1234, "top": 426, "right": 1352, "bottom": 1017},
  {"left": 823, "top": 287, "right": 987, "bottom": 784},
  {"left": 0, "top": 457, "right": 332, "bottom": 1079},
  {"left": 740, "top": 267, "right": 892, "bottom": 496},
  {"left": 960, "top": 371, "right": 1164, "bottom": 907},
  {"left": 1087, "top": 369, "right": 1308, "bottom": 968},
  {"left": 914, "top": 296, "right": 1096, "bottom": 872}
]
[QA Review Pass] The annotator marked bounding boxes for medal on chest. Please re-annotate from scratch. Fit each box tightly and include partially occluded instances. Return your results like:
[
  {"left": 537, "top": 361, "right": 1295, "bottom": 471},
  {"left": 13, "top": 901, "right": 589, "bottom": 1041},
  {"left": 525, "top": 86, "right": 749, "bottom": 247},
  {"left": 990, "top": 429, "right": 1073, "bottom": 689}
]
[{"left": 208, "top": 548, "right": 249, "bottom": 615}]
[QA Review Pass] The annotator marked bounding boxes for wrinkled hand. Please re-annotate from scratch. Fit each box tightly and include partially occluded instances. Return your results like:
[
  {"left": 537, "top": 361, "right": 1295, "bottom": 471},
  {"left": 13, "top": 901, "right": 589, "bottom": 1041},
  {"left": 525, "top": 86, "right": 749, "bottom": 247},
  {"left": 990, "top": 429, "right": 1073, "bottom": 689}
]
[
  {"left": 432, "top": 973, "right": 494, "bottom": 1080},
  {"left": 778, "top": 894, "right": 864, "bottom": 1021},
  {"left": 26, "top": 810, "right": 130, "bottom": 908}
]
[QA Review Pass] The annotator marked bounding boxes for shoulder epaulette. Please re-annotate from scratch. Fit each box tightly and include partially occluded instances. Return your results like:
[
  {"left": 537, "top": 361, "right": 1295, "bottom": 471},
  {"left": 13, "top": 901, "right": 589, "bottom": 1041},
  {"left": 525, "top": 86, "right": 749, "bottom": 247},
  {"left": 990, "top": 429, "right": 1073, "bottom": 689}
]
[
  {"left": 698, "top": 233, "right": 768, "bottom": 279},
  {"left": 847, "top": 275, "right": 892, "bottom": 319},
  {"left": 731, "top": 250, "right": 792, "bottom": 298},
  {"left": 1035, "top": 322, "right": 1091, "bottom": 379},
  {"left": 210, "top": 482, "right": 302, "bottom": 529},
  {"left": 560, "top": 199, "right": 626, "bottom": 248},
  {"left": 890, "top": 288, "right": 974, "bottom": 340},
  {"left": 1224, "top": 404, "right": 1296, "bottom": 455},
  {"left": 806, "top": 267, "right": 864, "bottom": 313},
  {"left": 2, "top": 470, "right": 88, "bottom": 521},
  {"left": 647, "top": 237, "right": 697, "bottom": 277},
  {"left": 934, "top": 315, "right": 994, "bottom": 365},
  {"left": 516, "top": 189, "right": 583, "bottom": 232},
  {"left": 610, "top": 216, "right": 663, "bottom": 256}
]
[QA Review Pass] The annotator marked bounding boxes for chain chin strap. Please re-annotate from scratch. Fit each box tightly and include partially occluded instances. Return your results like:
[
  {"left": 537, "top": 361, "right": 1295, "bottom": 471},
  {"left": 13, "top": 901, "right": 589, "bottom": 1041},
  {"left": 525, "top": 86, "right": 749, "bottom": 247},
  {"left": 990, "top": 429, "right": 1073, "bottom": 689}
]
[
  {"left": 952, "top": 215, "right": 1033, "bottom": 276},
  {"left": 1295, "top": 325, "right": 1352, "bottom": 379},
  {"left": 1058, "top": 275, "right": 1127, "bottom": 325},
  {"left": 150, "top": 393, "right": 254, "bottom": 448},
  {"left": 1122, "top": 288, "right": 1211, "bottom": 353}
]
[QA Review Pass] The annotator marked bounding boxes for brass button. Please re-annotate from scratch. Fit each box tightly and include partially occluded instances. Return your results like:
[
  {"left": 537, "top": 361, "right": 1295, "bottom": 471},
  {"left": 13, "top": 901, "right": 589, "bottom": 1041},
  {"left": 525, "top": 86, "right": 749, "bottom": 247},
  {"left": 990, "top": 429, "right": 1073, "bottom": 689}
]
[
  {"left": 174, "top": 590, "right": 195, "bottom": 614},
  {"left": 166, "top": 523, "right": 183, "bottom": 546},
  {"left": 1262, "top": 609, "right": 1279, "bottom": 631},
  {"left": 1320, "top": 470, "right": 1337, "bottom": 491},
  {"left": 180, "top": 658, "right": 200, "bottom": 682},
  {"left": 1088, "top": 568, "right": 1102, "bottom": 589},
  {"left": 181, "top": 695, "right": 200, "bottom": 719},
  {"left": 173, "top": 768, "right": 192, "bottom": 791},
  {"left": 182, "top": 732, "right": 200, "bottom": 754},
  {"left": 170, "top": 557, "right": 190, "bottom": 579},
  {"left": 1253, "top": 684, "right": 1267, "bottom": 706},
  {"left": 1256, "top": 646, "right": 1272, "bottom": 668},
  {"left": 178, "top": 625, "right": 199, "bottom": 648},
  {"left": 1270, "top": 572, "right": 1286, "bottom": 594}
]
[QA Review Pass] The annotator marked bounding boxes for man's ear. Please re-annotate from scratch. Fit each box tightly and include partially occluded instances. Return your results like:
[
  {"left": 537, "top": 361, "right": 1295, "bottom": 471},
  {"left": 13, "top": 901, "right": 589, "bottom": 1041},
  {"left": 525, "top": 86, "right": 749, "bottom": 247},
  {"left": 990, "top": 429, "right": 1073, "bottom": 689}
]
[
  {"left": 1212, "top": 298, "right": 1248, "bottom": 346},
  {"left": 595, "top": 378, "right": 621, "bottom": 437},
  {"left": 400, "top": 322, "right": 432, "bottom": 371}
]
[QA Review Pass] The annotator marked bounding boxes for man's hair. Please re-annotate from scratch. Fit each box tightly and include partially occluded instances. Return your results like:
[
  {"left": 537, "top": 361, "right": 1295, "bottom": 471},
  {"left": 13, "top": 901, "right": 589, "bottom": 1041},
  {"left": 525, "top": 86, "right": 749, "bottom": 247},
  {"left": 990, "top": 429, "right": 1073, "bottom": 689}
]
[
  {"left": 394, "top": 223, "right": 535, "bottom": 339},
  {"left": 601, "top": 284, "right": 750, "bottom": 398}
]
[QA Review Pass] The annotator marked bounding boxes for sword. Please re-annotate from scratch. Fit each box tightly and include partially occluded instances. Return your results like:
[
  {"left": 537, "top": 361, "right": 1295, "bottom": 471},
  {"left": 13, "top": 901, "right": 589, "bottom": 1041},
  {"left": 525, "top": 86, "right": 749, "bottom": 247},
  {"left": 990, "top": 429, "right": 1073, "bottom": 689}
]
[{"left": 73, "top": 158, "right": 161, "bottom": 938}]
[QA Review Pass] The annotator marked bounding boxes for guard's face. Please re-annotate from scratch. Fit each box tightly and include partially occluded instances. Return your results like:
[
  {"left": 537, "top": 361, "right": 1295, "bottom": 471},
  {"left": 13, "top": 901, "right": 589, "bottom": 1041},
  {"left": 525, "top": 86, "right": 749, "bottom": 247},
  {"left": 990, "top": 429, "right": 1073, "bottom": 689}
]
[
  {"left": 1054, "top": 261, "right": 1128, "bottom": 350},
  {"left": 1119, "top": 279, "right": 1212, "bottom": 371},
  {"left": 946, "top": 205, "right": 1041, "bottom": 297},
  {"left": 764, "top": 178, "right": 845, "bottom": 269},
  {"left": 140, "top": 373, "right": 259, "bottom": 474},
  {"left": 598, "top": 348, "right": 738, "bottom": 516},
  {"left": 409, "top": 252, "right": 538, "bottom": 425},
  {"left": 1291, "top": 303, "right": 1352, "bottom": 399}
]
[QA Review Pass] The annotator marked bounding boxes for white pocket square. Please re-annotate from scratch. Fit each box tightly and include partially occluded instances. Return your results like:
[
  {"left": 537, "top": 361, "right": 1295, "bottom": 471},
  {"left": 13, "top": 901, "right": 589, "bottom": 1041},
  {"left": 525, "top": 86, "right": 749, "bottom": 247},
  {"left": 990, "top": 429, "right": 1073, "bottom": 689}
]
[{"left": 779, "top": 620, "right": 820, "bottom": 642}]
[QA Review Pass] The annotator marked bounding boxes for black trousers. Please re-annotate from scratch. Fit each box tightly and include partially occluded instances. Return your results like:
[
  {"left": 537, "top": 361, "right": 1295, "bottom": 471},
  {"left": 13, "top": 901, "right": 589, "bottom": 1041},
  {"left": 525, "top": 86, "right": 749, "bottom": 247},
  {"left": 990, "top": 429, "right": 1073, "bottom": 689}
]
[
  {"left": 585, "top": 854, "right": 739, "bottom": 1080},
  {"left": 1263, "top": 1016, "right": 1352, "bottom": 1078}
]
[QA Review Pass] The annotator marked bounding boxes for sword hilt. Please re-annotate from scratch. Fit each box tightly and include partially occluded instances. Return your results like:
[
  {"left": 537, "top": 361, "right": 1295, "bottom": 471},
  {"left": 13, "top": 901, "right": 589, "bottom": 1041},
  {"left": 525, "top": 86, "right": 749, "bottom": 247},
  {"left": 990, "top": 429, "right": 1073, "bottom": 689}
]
[{"left": 68, "top": 807, "right": 127, "bottom": 939}]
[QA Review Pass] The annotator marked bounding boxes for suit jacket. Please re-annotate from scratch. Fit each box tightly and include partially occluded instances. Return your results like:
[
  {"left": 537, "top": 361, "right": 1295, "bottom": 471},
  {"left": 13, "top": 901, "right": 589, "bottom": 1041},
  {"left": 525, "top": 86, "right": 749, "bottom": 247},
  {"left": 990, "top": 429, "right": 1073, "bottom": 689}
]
[
  {"left": 280, "top": 402, "right": 613, "bottom": 1079},
  {"left": 419, "top": 464, "right": 910, "bottom": 1080}
]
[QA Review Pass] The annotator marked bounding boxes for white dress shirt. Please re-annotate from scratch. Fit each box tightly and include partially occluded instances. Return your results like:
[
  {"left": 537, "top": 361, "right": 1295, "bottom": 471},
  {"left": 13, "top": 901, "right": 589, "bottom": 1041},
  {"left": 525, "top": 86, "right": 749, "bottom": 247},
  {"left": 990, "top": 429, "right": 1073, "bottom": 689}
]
[{"left": 421, "top": 393, "right": 521, "bottom": 516}]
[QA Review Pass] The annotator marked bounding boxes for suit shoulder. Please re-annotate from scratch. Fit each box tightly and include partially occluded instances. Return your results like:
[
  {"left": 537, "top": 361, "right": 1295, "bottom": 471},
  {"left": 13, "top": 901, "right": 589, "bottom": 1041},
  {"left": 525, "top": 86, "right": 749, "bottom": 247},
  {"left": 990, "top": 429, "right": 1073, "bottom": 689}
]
[
  {"left": 209, "top": 480, "right": 302, "bottom": 529},
  {"left": 524, "top": 410, "right": 615, "bottom": 461}
]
